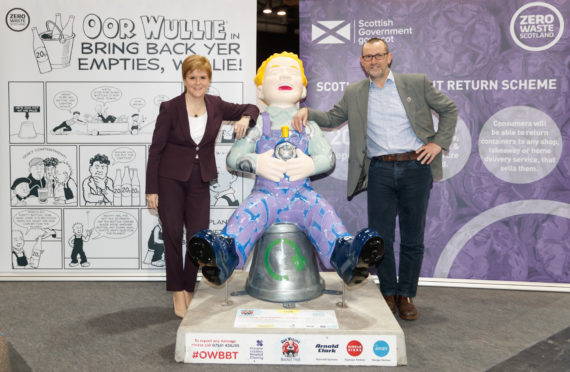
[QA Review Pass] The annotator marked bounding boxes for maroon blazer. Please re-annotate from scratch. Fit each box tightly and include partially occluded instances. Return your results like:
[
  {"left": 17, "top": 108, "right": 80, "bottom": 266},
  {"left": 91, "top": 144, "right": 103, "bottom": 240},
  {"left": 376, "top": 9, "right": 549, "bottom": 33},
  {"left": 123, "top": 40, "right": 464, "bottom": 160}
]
[{"left": 146, "top": 93, "right": 259, "bottom": 194}]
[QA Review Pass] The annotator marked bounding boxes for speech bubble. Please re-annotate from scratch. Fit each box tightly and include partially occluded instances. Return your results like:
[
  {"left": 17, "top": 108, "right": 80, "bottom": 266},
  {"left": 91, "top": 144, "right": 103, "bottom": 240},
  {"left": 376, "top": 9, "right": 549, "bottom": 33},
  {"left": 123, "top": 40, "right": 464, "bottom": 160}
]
[
  {"left": 111, "top": 147, "right": 136, "bottom": 164},
  {"left": 91, "top": 86, "right": 122, "bottom": 103},
  {"left": 154, "top": 94, "right": 169, "bottom": 106},
  {"left": 53, "top": 91, "right": 78, "bottom": 112},
  {"left": 13, "top": 210, "right": 60, "bottom": 234},
  {"left": 129, "top": 97, "right": 146, "bottom": 111},
  {"left": 91, "top": 211, "right": 137, "bottom": 239}
]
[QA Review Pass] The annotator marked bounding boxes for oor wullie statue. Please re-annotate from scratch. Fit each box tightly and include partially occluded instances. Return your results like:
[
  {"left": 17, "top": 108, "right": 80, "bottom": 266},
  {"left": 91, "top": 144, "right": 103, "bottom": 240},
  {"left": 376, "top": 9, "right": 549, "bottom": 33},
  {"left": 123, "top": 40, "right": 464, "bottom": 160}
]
[{"left": 189, "top": 52, "right": 383, "bottom": 287}]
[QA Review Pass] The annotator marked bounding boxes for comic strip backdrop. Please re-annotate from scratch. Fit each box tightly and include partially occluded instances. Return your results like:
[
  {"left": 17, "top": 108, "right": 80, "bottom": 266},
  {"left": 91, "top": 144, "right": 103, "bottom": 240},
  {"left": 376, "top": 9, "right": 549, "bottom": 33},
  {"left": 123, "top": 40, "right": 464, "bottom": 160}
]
[
  {"left": 0, "top": 0, "right": 257, "bottom": 277},
  {"left": 300, "top": 0, "right": 569, "bottom": 287}
]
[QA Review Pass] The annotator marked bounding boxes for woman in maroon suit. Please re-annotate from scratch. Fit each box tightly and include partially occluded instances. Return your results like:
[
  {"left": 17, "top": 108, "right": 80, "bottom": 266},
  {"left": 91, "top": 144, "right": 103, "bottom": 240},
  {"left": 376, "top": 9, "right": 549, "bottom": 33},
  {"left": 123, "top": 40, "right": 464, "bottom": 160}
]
[{"left": 146, "top": 55, "right": 259, "bottom": 318}]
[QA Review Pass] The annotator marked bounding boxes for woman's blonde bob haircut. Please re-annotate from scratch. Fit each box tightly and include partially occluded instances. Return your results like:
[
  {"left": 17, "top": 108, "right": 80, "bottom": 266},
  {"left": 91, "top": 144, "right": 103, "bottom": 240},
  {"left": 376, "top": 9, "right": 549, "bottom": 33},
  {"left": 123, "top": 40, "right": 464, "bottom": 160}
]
[{"left": 181, "top": 55, "right": 212, "bottom": 80}]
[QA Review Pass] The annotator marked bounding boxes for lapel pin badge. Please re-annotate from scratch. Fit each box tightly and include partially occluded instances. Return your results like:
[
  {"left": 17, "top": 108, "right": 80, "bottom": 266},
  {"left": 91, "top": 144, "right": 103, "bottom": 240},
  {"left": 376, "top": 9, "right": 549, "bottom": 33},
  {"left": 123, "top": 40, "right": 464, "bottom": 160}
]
[{"left": 406, "top": 97, "right": 412, "bottom": 102}]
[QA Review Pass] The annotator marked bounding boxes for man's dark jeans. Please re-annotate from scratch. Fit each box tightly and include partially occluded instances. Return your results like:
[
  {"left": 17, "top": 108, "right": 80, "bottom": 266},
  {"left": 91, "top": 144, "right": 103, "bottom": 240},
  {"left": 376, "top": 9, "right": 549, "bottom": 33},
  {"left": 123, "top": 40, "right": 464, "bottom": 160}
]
[{"left": 368, "top": 157, "right": 433, "bottom": 298}]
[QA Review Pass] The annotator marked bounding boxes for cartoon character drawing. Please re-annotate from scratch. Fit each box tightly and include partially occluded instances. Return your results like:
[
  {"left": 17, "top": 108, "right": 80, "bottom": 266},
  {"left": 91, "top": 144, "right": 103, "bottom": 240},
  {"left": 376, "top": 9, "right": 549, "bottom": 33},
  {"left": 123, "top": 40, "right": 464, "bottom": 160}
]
[
  {"left": 130, "top": 113, "right": 146, "bottom": 135},
  {"left": 54, "top": 161, "right": 77, "bottom": 204},
  {"left": 82, "top": 154, "right": 114, "bottom": 206},
  {"left": 68, "top": 222, "right": 92, "bottom": 267},
  {"left": 11, "top": 178, "right": 32, "bottom": 205},
  {"left": 12, "top": 228, "right": 59, "bottom": 269},
  {"left": 95, "top": 104, "right": 117, "bottom": 123},
  {"left": 210, "top": 168, "right": 239, "bottom": 207},
  {"left": 52, "top": 111, "right": 85, "bottom": 134},
  {"left": 43, "top": 157, "right": 59, "bottom": 198},
  {"left": 144, "top": 223, "right": 165, "bottom": 267},
  {"left": 188, "top": 52, "right": 384, "bottom": 287},
  {"left": 12, "top": 230, "right": 28, "bottom": 268},
  {"left": 26, "top": 157, "right": 47, "bottom": 197}
]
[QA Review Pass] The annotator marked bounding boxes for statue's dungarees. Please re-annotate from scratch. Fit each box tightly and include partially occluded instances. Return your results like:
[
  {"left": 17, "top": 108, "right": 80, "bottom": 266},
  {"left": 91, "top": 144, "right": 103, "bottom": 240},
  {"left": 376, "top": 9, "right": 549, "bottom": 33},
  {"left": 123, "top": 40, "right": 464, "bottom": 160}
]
[{"left": 221, "top": 112, "right": 350, "bottom": 268}]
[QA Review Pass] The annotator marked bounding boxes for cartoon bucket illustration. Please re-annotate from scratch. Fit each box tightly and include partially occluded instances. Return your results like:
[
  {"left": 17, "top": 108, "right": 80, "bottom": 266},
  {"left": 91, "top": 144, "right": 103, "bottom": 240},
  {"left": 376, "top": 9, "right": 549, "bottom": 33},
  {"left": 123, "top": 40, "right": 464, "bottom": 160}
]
[{"left": 40, "top": 20, "right": 75, "bottom": 69}]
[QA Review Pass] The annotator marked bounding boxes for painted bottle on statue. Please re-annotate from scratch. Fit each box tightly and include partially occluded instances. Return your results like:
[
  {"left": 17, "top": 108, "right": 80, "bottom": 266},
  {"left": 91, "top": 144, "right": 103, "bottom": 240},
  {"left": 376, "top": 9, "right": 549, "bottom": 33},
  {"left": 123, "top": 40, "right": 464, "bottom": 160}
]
[{"left": 274, "top": 126, "right": 297, "bottom": 161}]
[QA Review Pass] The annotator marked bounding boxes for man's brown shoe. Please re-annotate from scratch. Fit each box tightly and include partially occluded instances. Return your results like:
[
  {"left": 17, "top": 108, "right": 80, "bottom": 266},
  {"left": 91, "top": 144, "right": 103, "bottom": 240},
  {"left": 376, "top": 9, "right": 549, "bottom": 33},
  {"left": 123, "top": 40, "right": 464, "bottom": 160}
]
[
  {"left": 383, "top": 295, "right": 396, "bottom": 314},
  {"left": 397, "top": 296, "right": 419, "bottom": 320}
]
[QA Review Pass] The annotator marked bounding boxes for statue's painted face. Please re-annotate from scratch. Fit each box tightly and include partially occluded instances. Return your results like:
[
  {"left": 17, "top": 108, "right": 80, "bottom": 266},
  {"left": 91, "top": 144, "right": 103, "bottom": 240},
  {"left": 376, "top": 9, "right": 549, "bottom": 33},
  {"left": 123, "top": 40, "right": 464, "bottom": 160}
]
[{"left": 258, "top": 56, "right": 306, "bottom": 107}]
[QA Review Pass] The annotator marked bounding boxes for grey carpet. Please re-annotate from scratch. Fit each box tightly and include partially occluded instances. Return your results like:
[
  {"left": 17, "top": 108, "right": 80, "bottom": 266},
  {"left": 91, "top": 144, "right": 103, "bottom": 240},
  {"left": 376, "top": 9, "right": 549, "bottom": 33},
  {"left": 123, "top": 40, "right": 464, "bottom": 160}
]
[{"left": 1, "top": 281, "right": 568, "bottom": 371}]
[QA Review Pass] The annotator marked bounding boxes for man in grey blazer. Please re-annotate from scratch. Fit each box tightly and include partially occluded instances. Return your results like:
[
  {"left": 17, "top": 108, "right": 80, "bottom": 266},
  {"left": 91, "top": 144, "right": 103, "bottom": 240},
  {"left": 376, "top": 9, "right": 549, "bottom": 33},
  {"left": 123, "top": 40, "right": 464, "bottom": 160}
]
[{"left": 293, "top": 38, "right": 457, "bottom": 320}]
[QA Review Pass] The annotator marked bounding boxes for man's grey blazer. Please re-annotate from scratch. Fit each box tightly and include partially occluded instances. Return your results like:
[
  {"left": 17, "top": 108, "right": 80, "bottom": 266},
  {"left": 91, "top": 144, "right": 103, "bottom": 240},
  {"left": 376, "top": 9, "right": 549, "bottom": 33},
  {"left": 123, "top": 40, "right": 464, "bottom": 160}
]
[{"left": 308, "top": 73, "right": 458, "bottom": 197}]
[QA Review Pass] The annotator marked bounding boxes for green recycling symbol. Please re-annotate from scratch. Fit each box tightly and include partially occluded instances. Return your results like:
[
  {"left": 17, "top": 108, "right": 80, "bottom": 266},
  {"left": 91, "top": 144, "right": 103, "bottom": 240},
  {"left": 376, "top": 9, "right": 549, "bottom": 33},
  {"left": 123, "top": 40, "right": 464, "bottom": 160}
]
[{"left": 265, "top": 238, "right": 306, "bottom": 281}]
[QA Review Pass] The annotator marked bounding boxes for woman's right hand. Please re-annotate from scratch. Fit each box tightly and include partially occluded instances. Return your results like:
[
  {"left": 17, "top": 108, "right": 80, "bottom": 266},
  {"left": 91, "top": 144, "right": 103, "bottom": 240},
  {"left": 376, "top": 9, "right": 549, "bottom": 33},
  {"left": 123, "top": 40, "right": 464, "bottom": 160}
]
[{"left": 146, "top": 194, "right": 159, "bottom": 210}]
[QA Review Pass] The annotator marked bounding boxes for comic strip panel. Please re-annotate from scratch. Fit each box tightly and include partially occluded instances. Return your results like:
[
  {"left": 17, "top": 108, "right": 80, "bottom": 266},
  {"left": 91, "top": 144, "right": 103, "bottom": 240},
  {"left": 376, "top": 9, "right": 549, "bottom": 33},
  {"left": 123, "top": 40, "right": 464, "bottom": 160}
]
[
  {"left": 209, "top": 82, "right": 243, "bottom": 144},
  {"left": 10, "top": 146, "right": 78, "bottom": 207},
  {"left": 210, "top": 145, "right": 245, "bottom": 208},
  {"left": 140, "top": 209, "right": 165, "bottom": 270},
  {"left": 9, "top": 82, "right": 45, "bottom": 144},
  {"left": 79, "top": 145, "right": 146, "bottom": 207},
  {"left": 11, "top": 209, "right": 63, "bottom": 270},
  {"left": 209, "top": 208, "right": 236, "bottom": 233},
  {"left": 63, "top": 209, "right": 139, "bottom": 269},
  {"left": 46, "top": 82, "right": 181, "bottom": 143}
]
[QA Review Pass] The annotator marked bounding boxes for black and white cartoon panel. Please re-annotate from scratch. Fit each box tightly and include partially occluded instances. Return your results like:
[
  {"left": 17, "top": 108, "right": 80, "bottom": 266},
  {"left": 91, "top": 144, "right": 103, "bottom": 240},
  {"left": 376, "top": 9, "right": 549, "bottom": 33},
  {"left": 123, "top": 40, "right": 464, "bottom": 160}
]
[
  {"left": 79, "top": 145, "right": 145, "bottom": 207},
  {"left": 63, "top": 209, "right": 139, "bottom": 269},
  {"left": 46, "top": 82, "right": 181, "bottom": 143},
  {"left": 9, "top": 82, "right": 45, "bottom": 144},
  {"left": 10, "top": 146, "right": 78, "bottom": 207},
  {"left": 209, "top": 145, "right": 254, "bottom": 208},
  {"left": 209, "top": 208, "right": 237, "bottom": 234},
  {"left": 209, "top": 82, "right": 243, "bottom": 144},
  {"left": 11, "top": 209, "right": 63, "bottom": 269},
  {"left": 140, "top": 209, "right": 165, "bottom": 269}
]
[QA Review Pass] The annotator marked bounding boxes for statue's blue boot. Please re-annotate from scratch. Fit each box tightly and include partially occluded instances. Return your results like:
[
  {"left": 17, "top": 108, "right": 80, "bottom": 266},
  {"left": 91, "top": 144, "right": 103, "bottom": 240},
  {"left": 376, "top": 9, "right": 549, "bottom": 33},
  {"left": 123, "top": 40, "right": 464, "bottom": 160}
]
[
  {"left": 188, "top": 229, "right": 238, "bottom": 285},
  {"left": 330, "top": 228, "right": 384, "bottom": 286}
]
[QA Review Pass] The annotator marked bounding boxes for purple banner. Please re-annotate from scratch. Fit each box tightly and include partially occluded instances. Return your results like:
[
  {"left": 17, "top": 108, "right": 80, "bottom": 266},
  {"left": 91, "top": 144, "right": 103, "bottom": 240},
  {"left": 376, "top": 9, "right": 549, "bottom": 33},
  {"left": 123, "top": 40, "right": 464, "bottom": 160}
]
[{"left": 300, "top": 0, "right": 569, "bottom": 283}]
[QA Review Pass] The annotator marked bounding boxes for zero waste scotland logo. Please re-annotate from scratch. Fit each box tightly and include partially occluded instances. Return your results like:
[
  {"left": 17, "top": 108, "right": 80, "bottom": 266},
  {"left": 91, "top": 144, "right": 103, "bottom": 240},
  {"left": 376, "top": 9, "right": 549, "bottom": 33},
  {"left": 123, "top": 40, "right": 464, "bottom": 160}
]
[
  {"left": 6, "top": 8, "right": 30, "bottom": 32},
  {"left": 510, "top": 2, "right": 564, "bottom": 51}
]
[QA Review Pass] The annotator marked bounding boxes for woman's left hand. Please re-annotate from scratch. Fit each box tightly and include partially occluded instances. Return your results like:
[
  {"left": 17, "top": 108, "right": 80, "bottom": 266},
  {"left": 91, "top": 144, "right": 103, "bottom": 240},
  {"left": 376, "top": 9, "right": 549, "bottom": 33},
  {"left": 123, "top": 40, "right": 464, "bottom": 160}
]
[{"left": 234, "top": 116, "right": 250, "bottom": 139}]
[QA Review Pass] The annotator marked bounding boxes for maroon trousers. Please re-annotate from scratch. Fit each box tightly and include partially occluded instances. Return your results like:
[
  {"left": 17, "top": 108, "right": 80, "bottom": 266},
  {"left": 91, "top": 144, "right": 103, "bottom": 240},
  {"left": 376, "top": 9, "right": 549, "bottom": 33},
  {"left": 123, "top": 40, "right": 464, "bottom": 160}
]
[{"left": 158, "top": 160, "right": 209, "bottom": 292}]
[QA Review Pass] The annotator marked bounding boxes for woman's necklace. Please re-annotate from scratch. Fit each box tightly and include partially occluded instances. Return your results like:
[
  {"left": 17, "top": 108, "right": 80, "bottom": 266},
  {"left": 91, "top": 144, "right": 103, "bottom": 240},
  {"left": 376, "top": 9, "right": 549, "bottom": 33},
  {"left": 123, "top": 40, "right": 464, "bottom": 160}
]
[{"left": 185, "top": 94, "right": 205, "bottom": 118}]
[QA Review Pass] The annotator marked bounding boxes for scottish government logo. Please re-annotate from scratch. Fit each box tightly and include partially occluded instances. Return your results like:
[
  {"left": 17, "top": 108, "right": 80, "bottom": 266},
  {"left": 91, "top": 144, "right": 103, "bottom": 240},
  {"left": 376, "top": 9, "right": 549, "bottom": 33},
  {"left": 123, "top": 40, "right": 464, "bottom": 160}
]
[
  {"left": 510, "top": 2, "right": 564, "bottom": 51},
  {"left": 312, "top": 20, "right": 351, "bottom": 44}
]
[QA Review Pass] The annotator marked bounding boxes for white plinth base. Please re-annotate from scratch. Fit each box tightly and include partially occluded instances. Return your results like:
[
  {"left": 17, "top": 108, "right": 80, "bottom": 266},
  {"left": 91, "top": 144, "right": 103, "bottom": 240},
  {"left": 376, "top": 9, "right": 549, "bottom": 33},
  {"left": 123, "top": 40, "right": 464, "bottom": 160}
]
[{"left": 175, "top": 271, "right": 407, "bottom": 366}]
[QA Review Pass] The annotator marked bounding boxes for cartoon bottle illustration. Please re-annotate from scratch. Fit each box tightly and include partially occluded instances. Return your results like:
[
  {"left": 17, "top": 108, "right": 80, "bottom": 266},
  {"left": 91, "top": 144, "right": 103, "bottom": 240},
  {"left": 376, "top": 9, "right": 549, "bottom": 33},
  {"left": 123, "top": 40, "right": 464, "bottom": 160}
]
[
  {"left": 131, "top": 168, "right": 140, "bottom": 206},
  {"left": 52, "top": 13, "right": 63, "bottom": 39},
  {"left": 29, "top": 236, "right": 44, "bottom": 269},
  {"left": 274, "top": 126, "right": 297, "bottom": 161},
  {"left": 61, "top": 15, "right": 75, "bottom": 37},
  {"left": 113, "top": 168, "right": 122, "bottom": 206},
  {"left": 32, "top": 27, "right": 52, "bottom": 74},
  {"left": 121, "top": 166, "right": 132, "bottom": 206}
]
